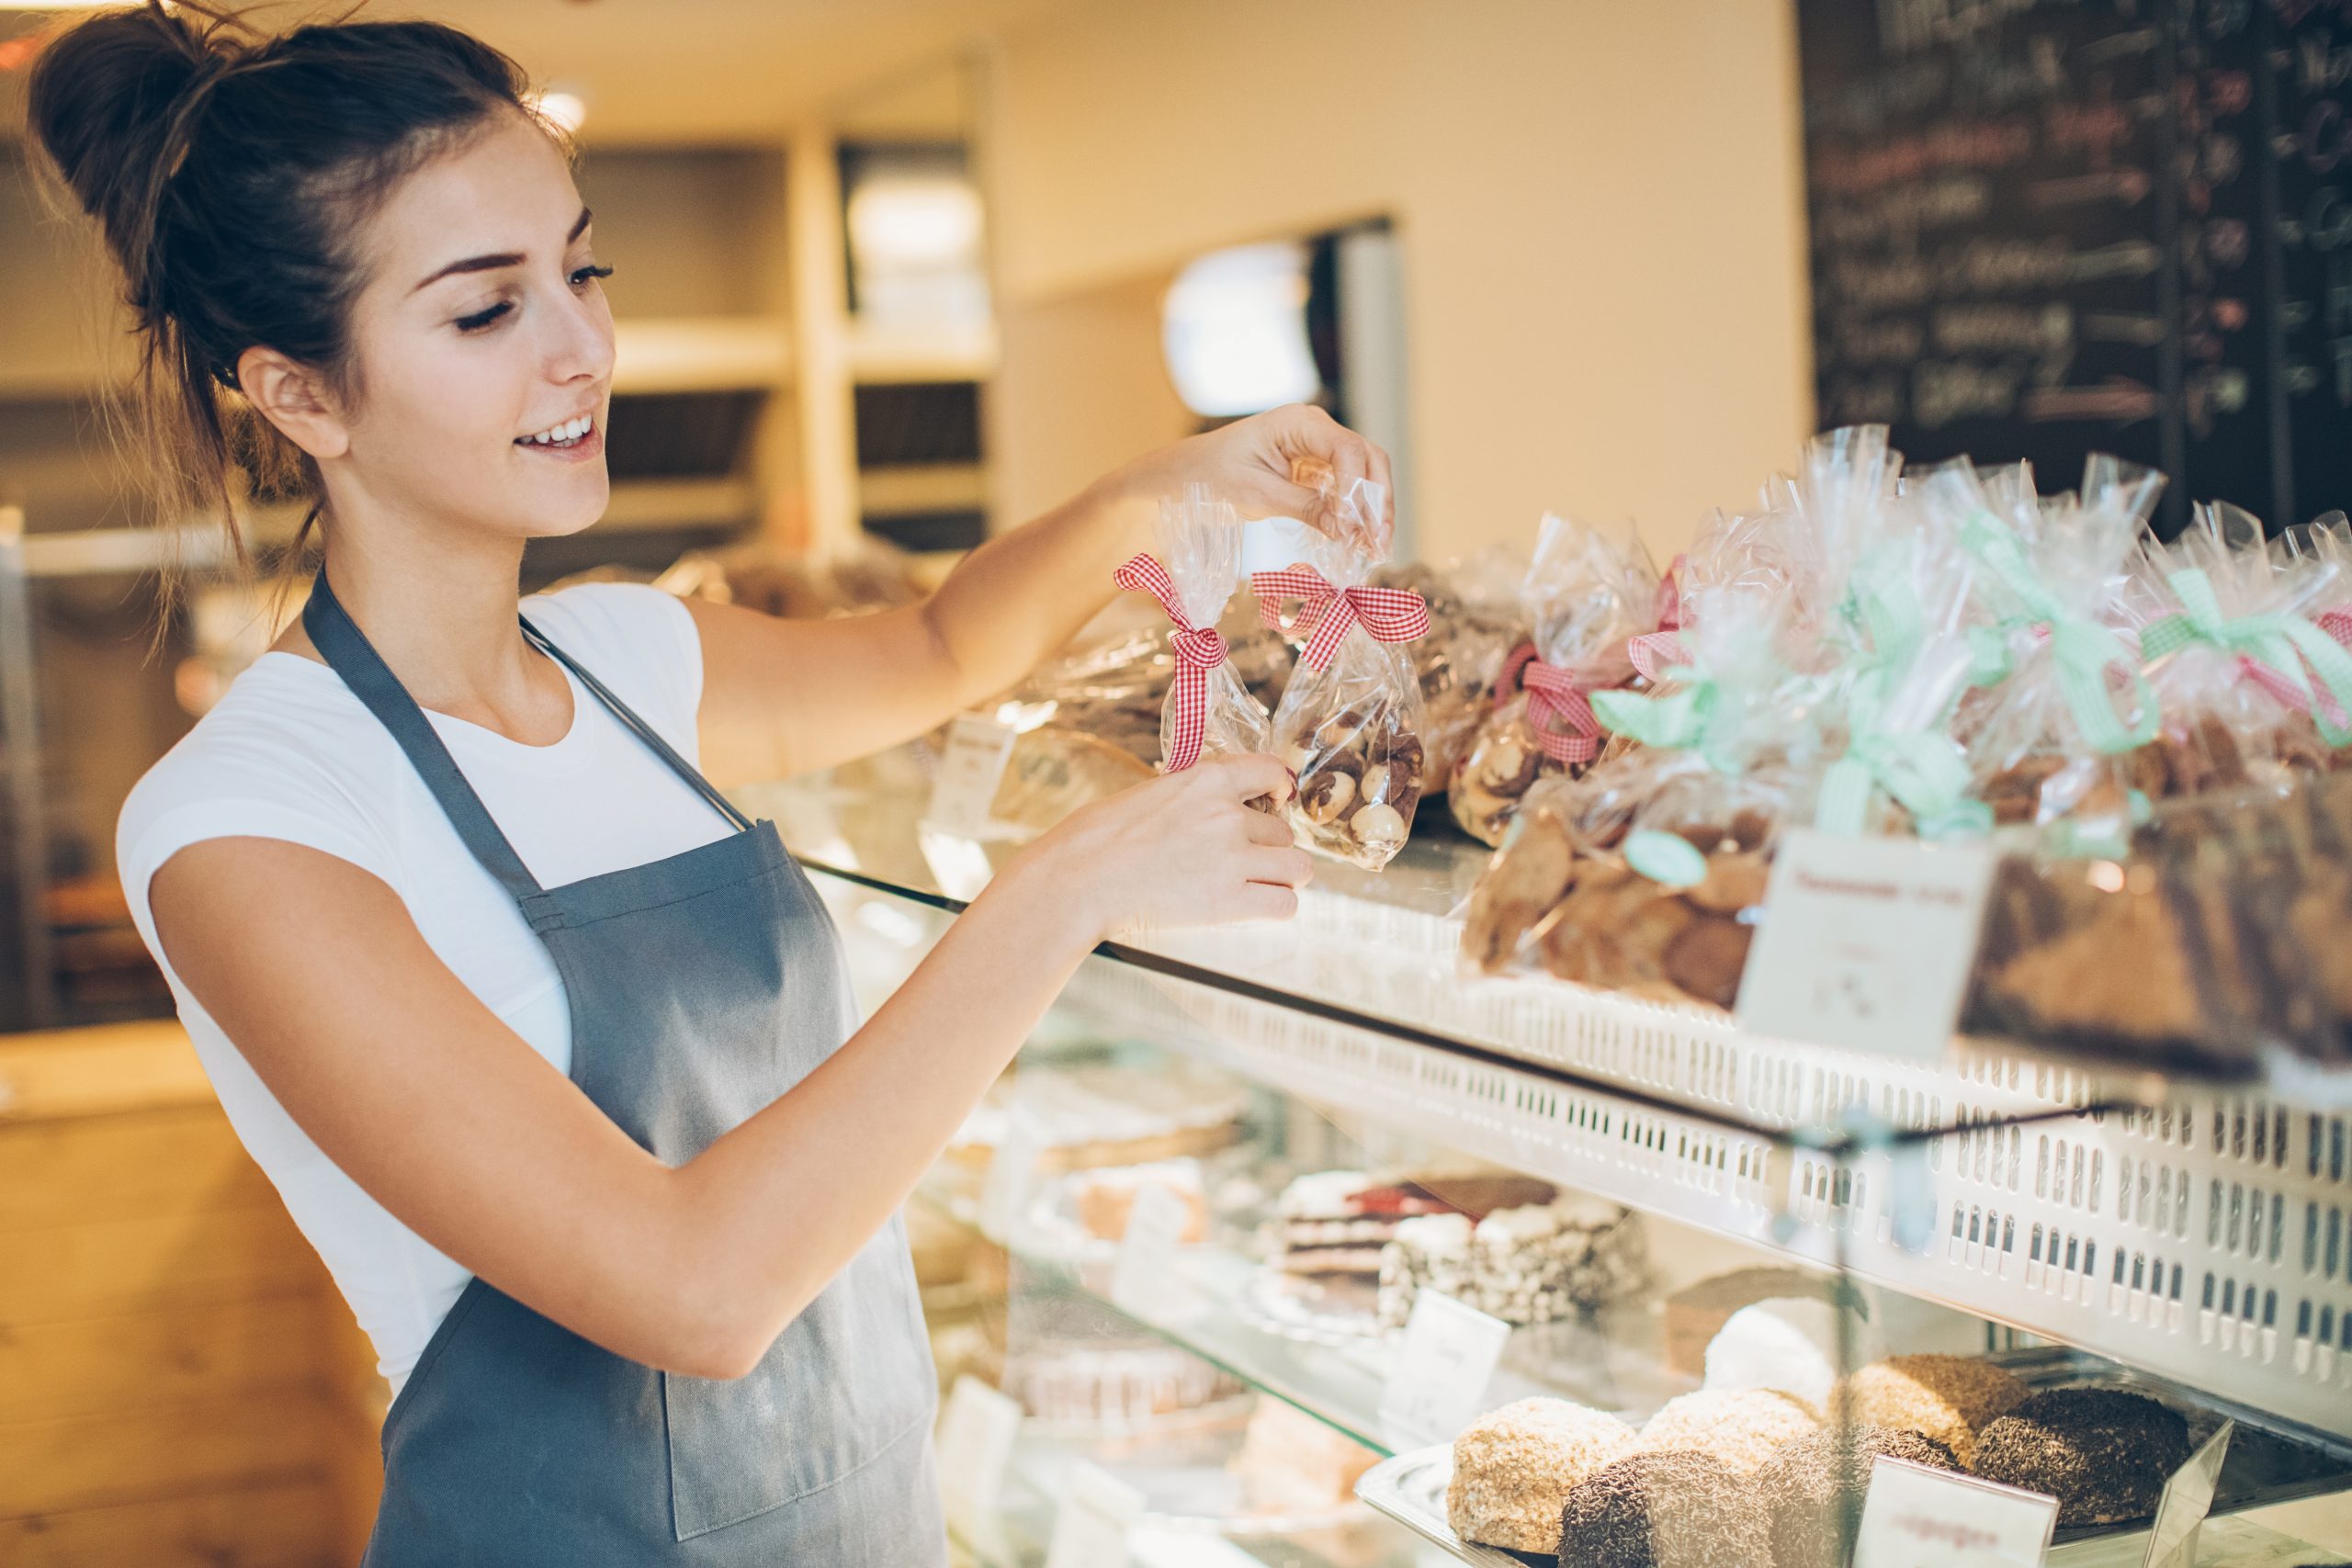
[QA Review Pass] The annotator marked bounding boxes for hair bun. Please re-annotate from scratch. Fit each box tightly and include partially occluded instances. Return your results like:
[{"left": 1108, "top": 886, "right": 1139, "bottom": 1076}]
[{"left": 28, "top": 2, "right": 254, "bottom": 295}]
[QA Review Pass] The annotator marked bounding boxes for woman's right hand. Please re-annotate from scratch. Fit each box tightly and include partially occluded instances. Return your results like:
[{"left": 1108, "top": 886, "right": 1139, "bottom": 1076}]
[{"left": 1011, "top": 754, "right": 1313, "bottom": 945}]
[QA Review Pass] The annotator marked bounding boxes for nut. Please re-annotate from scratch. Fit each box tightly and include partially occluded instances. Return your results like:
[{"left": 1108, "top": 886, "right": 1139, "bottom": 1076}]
[
  {"left": 1300, "top": 768, "right": 1357, "bottom": 825},
  {"left": 1362, "top": 763, "right": 1394, "bottom": 806},
  {"left": 1351, "top": 801, "right": 1408, "bottom": 850},
  {"left": 1473, "top": 730, "right": 1540, "bottom": 796}
]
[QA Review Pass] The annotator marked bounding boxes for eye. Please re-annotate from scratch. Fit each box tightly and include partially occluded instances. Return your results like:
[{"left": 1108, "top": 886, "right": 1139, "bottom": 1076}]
[
  {"left": 570, "top": 264, "right": 614, "bottom": 289},
  {"left": 455, "top": 300, "right": 513, "bottom": 333}
]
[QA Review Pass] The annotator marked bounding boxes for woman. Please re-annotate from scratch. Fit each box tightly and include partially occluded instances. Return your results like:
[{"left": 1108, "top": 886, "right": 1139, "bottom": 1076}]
[{"left": 31, "top": 6, "right": 1387, "bottom": 1562}]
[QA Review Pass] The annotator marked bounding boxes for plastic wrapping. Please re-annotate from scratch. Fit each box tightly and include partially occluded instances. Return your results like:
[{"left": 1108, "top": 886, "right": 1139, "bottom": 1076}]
[
  {"left": 1448, "top": 515, "right": 1660, "bottom": 846},
  {"left": 1115, "top": 486, "right": 1276, "bottom": 788},
  {"left": 1367, "top": 560, "right": 1528, "bottom": 798},
  {"left": 1258, "top": 482, "right": 1430, "bottom": 870},
  {"left": 990, "top": 610, "right": 1293, "bottom": 770}
]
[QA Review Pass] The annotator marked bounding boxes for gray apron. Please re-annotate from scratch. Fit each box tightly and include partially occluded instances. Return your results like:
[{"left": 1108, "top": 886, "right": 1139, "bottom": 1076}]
[{"left": 301, "top": 572, "right": 944, "bottom": 1566}]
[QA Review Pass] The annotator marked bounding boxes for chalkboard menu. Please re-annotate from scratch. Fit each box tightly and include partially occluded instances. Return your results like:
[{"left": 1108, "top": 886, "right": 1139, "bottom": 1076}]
[{"left": 1799, "top": 0, "right": 2352, "bottom": 534}]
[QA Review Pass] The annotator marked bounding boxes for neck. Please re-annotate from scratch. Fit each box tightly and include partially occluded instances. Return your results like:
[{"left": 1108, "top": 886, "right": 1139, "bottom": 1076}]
[{"left": 311, "top": 520, "right": 541, "bottom": 718}]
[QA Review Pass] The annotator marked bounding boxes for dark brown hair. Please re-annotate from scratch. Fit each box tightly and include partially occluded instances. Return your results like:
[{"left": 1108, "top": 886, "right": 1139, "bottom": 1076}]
[{"left": 27, "top": 2, "right": 541, "bottom": 587}]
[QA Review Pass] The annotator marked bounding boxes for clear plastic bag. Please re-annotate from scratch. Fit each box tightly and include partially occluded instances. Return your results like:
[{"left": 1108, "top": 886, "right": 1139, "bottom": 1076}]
[
  {"left": 1448, "top": 514, "right": 1661, "bottom": 846},
  {"left": 1114, "top": 486, "right": 1275, "bottom": 790},
  {"left": 1367, "top": 558, "right": 1529, "bottom": 798},
  {"left": 1255, "top": 481, "right": 1430, "bottom": 870}
]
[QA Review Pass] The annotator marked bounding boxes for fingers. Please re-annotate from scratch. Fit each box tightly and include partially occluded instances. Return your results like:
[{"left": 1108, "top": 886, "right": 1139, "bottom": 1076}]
[
  {"left": 1247, "top": 843, "right": 1316, "bottom": 889},
  {"left": 1224, "top": 880, "right": 1301, "bottom": 924},
  {"left": 1240, "top": 806, "right": 1296, "bottom": 847},
  {"left": 1203, "top": 751, "right": 1295, "bottom": 806}
]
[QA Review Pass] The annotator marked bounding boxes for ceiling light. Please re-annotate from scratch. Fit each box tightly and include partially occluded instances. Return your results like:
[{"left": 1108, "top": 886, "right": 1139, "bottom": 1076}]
[
  {"left": 532, "top": 88, "right": 588, "bottom": 135},
  {"left": 1161, "top": 242, "right": 1320, "bottom": 419},
  {"left": 847, "top": 175, "right": 983, "bottom": 271}
]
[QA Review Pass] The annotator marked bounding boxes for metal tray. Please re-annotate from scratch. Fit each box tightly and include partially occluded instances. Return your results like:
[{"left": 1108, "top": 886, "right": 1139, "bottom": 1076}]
[{"left": 1355, "top": 1347, "right": 2352, "bottom": 1566}]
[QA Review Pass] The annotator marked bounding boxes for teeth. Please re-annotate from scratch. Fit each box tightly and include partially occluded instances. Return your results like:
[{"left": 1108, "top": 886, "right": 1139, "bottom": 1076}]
[{"left": 521, "top": 415, "right": 592, "bottom": 446}]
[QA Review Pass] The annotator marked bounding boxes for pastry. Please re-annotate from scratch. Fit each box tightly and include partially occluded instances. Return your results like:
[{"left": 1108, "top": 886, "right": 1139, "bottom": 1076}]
[
  {"left": 1833, "top": 1353, "right": 2028, "bottom": 1470},
  {"left": 1004, "top": 1336, "right": 1240, "bottom": 1427},
  {"left": 1462, "top": 802, "right": 1577, "bottom": 972},
  {"left": 945, "top": 1063, "right": 1246, "bottom": 1173},
  {"left": 1446, "top": 1396, "right": 1640, "bottom": 1554},
  {"left": 1637, "top": 1388, "right": 1821, "bottom": 1476},
  {"left": 1702, "top": 1296, "right": 1886, "bottom": 1415},
  {"left": 1664, "top": 1267, "right": 1852, "bottom": 1379},
  {"left": 1757, "top": 1426, "right": 1961, "bottom": 1568},
  {"left": 1232, "top": 1398, "right": 1379, "bottom": 1515},
  {"left": 1451, "top": 695, "right": 1557, "bottom": 846},
  {"left": 1273, "top": 1169, "right": 1557, "bottom": 1284},
  {"left": 1380, "top": 1196, "right": 1647, "bottom": 1328},
  {"left": 1971, "top": 1388, "right": 2190, "bottom": 1527},
  {"left": 1070, "top": 1159, "right": 1207, "bottom": 1244},
  {"left": 1556, "top": 1450, "right": 1769, "bottom": 1568}
]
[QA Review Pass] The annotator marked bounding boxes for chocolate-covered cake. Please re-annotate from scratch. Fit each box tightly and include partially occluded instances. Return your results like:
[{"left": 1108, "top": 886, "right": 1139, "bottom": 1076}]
[
  {"left": 1555, "top": 1450, "right": 1769, "bottom": 1568},
  {"left": 1971, "top": 1388, "right": 2191, "bottom": 1527},
  {"left": 1757, "top": 1426, "right": 1961, "bottom": 1568},
  {"left": 1834, "top": 1353, "right": 2029, "bottom": 1469}
]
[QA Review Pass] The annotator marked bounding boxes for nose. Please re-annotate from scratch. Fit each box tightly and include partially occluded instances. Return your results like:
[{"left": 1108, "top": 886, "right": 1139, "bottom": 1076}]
[{"left": 545, "top": 280, "right": 615, "bottom": 389}]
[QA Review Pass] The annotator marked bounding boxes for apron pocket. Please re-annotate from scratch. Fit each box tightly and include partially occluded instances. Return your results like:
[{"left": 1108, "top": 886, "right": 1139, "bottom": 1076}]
[{"left": 663, "top": 1220, "right": 937, "bottom": 1540}]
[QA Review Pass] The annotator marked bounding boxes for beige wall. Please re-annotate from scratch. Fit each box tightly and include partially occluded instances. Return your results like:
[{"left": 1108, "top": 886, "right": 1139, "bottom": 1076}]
[{"left": 982, "top": 0, "right": 1815, "bottom": 560}]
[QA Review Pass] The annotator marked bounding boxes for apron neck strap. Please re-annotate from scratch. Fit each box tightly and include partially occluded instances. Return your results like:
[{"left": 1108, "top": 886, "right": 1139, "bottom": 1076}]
[
  {"left": 519, "top": 620, "right": 752, "bottom": 834},
  {"left": 303, "top": 568, "right": 548, "bottom": 902}
]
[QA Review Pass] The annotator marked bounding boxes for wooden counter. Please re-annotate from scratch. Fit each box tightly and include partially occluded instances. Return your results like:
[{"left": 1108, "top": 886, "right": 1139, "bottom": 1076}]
[{"left": 0, "top": 1020, "right": 384, "bottom": 1567}]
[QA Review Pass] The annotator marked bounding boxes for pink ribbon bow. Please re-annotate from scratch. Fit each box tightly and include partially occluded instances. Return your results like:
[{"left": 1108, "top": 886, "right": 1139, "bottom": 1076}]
[
  {"left": 1114, "top": 552, "right": 1229, "bottom": 773},
  {"left": 1623, "top": 553, "right": 1691, "bottom": 682},
  {"left": 1496, "top": 643, "right": 1605, "bottom": 764},
  {"left": 2320, "top": 607, "right": 2352, "bottom": 649},
  {"left": 1250, "top": 565, "right": 1430, "bottom": 671}
]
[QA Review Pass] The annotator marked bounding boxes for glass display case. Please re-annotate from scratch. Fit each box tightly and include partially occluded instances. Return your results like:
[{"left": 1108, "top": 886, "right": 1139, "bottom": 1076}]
[{"left": 743, "top": 754, "right": 2352, "bottom": 1568}]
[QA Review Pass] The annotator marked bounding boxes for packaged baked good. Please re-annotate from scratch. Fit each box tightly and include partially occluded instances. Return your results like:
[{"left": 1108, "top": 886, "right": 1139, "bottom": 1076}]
[
  {"left": 1945, "top": 455, "right": 2165, "bottom": 844},
  {"left": 1370, "top": 558, "right": 1529, "bottom": 797},
  {"left": 1113, "top": 486, "right": 1277, "bottom": 795},
  {"left": 1253, "top": 480, "right": 1431, "bottom": 869},
  {"left": 1450, "top": 514, "right": 1662, "bottom": 846}
]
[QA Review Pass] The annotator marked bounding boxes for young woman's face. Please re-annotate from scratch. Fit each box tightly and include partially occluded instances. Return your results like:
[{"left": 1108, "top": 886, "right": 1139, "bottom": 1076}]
[{"left": 333, "top": 111, "right": 614, "bottom": 544}]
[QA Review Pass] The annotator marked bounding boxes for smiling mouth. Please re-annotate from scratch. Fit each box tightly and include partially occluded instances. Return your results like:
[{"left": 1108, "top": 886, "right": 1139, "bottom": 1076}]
[{"left": 516, "top": 414, "right": 594, "bottom": 450}]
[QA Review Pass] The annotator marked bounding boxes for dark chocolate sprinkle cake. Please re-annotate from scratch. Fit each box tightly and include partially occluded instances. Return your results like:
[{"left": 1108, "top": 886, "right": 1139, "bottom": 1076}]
[{"left": 1971, "top": 1388, "right": 2191, "bottom": 1527}]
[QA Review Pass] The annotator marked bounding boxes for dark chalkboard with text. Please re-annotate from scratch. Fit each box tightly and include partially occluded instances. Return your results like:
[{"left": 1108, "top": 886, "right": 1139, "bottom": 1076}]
[{"left": 1799, "top": 0, "right": 2352, "bottom": 535}]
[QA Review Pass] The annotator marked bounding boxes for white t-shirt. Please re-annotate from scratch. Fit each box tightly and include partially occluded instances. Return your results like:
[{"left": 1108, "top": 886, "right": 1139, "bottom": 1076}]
[{"left": 117, "top": 583, "right": 734, "bottom": 1393}]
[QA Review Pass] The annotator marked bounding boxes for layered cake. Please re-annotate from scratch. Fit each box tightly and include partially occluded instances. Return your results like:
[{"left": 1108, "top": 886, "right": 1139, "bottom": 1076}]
[
  {"left": 1834, "top": 1353, "right": 2030, "bottom": 1470},
  {"left": 1971, "top": 1387, "right": 2191, "bottom": 1527},
  {"left": 1276, "top": 1169, "right": 1557, "bottom": 1288},
  {"left": 1664, "top": 1266, "right": 1855, "bottom": 1379},
  {"left": 1379, "top": 1195, "right": 1647, "bottom": 1328},
  {"left": 1446, "top": 1396, "right": 1639, "bottom": 1555},
  {"left": 1555, "top": 1450, "right": 1770, "bottom": 1568},
  {"left": 1757, "top": 1426, "right": 1961, "bottom": 1568},
  {"left": 1702, "top": 1296, "right": 1885, "bottom": 1415},
  {"left": 1637, "top": 1388, "right": 1822, "bottom": 1476}
]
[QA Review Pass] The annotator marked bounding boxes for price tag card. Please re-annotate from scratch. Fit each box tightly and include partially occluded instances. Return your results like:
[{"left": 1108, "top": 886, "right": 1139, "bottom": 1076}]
[
  {"left": 1376, "top": 1291, "right": 1510, "bottom": 1450},
  {"left": 2143, "top": 1420, "right": 2233, "bottom": 1568},
  {"left": 1044, "top": 1460, "right": 1142, "bottom": 1568},
  {"left": 925, "top": 713, "right": 1017, "bottom": 837},
  {"left": 1853, "top": 1455, "right": 2058, "bottom": 1568},
  {"left": 1736, "top": 828, "right": 1997, "bottom": 1061},
  {"left": 933, "top": 1374, "right": 1023, "bottom": 1547},
  {"left": 1109, "top": 1181, "right": 1192, "bottom": 1316},
  {"left": 978, "top": 1115, "right": 1043, "bottom": 1246}
]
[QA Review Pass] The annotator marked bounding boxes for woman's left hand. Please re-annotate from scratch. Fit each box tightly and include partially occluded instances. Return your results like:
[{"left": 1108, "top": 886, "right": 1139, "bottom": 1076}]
[{"left": 1116, "top": 403, "right": 1395, "bottom": 552}]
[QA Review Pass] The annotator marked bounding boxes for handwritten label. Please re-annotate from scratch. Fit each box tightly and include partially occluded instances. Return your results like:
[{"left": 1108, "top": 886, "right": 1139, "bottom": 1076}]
[
  {"left": 1376, "top": 1291, "right": 1510, "bottom": 1450},
  {"left": 2143, "top": 1420, "right": 2233, "bottom": 1568},
  {"left": 1853, "top": 1455, "right": 2058, "bottom": 1568},
  {"left": 1736, "top": 829, "right": 1996, "bottom": 1060},
  {"left": 1044, "top": 1460, "right": 1142, "bottom": 1568},
  {"left": 978, "top": 1114, "right": 1043, "bottom": 1247},
  {"left": 934, "top": 1375, "right": 1023, "bottom": 1548},
  {"left": 1109, "top": 1181, "right": 1191, "bottom": 1315},
  {"left": 926, "top": 713, "right": 1017, "bottom": 836}
]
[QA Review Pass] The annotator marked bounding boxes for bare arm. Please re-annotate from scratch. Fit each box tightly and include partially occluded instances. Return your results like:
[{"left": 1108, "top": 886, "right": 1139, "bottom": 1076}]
[
  {"left": 147, "top": 755, "right": 1305, "bottom": 1379},
  {"left": 693, "top": 405, "right": 1395, "bottom": 787}
]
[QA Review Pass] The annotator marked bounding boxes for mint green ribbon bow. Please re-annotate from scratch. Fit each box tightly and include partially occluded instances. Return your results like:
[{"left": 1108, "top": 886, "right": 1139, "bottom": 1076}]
[
  {"left": 1814, "top": 558, "right": 1991, "bottom": 839},
  {"left": 1960, "top": 513, "right": 2159, "bottom": 754},
  {"left": 2141, "top": 568, "right": 2352, "bottom": 746},
  {"left": 1591, "top": 665, "right": 1746, "bottom": 773}
]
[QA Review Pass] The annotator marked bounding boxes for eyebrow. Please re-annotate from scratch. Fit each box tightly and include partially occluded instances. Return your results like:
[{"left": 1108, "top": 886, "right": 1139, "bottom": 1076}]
[{"left": 411, "top": 207, "right": 594, "bottom": 293}]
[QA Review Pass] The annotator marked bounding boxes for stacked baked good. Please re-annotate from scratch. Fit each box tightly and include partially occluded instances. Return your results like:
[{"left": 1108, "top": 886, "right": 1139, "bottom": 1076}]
[
  {"left": 1378, "top": 1193, "right": 1647, "bottom": 1328},
  {"left": 1272, "top": 1168, "right": 1557, "bottom": 1296}
]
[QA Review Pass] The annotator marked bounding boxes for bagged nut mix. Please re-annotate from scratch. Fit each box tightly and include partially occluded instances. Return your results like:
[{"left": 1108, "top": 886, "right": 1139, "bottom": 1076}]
[
  {"left": 1113, "top": 485, "right": 1277, "bottom": 800},
  {"left": 1367, "top": 558, "right": 1527, "bottom": 798},
  {"left": 1450, "top": 513, "right": 1663, "bottom": 846},
  {"left": 1254, "top": 481, "right": 1430, "bottom": 870}
]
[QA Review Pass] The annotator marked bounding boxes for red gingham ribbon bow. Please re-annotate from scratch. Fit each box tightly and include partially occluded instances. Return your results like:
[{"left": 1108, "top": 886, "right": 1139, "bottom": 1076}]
[
  {"left": 1497, "top": 643, "right": 1604, "bottom": 764},
  {"left": 1250, "top": 565, "right": 1430, "bottom": 671},
  {"left": 2242, "top": 654, "right": 2350, "bottom": 733},
  {"left": 1114, "top": 552, "right": 1228, "bottom": 773},
  {"left": 1623, "top": 554, "right": 1690, "bottom": 682},
  {"left": 2320, "top": 607, "right": 2352, "bottom": 649}
]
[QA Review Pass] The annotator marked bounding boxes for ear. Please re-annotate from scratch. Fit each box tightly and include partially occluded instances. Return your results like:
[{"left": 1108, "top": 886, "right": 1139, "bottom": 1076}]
[{"left": 235, "top": 346, "right": 351, "bottom": 461}]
